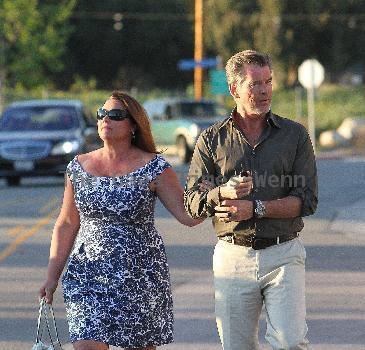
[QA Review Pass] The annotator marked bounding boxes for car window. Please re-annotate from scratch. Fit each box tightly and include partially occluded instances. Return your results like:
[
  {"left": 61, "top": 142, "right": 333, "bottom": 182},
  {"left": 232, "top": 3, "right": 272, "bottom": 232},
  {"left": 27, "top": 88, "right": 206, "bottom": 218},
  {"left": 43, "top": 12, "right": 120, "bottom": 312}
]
[
  {"left": 177, "top": 102, "right": 224, "bottom": 118},
  {"left": 143, "top": 101, "right": 168, "bottom": 119},
  {"left": 0, "top": 106, "right": 80, "bottom": 131}
]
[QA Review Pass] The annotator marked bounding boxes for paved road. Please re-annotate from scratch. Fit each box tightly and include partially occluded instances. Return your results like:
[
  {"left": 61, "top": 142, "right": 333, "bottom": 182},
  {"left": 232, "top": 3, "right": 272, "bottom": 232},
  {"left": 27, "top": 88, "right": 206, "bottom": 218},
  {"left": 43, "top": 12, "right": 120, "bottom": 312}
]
[{"left": 1, "top": 155, "right": 365, "bottom": 349}]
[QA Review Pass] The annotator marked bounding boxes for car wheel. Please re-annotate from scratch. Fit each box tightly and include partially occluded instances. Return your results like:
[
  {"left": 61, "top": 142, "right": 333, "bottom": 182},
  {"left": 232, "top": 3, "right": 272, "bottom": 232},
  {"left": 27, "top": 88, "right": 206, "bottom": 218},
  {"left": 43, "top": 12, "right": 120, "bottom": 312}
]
[
  {"left": 176, "top": 136, "right": 192, "bottom": 163},
  {"left": 6, "top": 176, "right": 21, "bottom": 186}
]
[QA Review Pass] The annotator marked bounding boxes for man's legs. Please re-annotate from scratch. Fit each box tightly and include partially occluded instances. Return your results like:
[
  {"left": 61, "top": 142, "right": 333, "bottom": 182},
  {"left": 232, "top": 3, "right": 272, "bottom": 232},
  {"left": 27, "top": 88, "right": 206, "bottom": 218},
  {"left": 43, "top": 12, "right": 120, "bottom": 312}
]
[
  {"left": 260, "top": 238, "right": 309, "bottom": 350},
  {"left": 213, "top": 240, "right": 263, "bottom": 350}
]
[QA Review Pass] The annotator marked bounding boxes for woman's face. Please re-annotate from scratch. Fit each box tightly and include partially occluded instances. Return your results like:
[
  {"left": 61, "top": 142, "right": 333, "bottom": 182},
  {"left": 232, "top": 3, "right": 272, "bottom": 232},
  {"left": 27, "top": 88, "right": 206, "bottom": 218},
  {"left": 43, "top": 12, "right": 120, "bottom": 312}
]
[{"left": 97, "top": 98, "right": 135, "bottom": 143}]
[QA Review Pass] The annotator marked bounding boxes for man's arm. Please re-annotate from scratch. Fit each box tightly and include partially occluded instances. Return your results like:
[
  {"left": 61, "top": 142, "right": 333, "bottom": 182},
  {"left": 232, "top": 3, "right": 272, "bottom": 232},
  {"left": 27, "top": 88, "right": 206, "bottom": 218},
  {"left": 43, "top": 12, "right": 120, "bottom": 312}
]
[
  {"left": 262, "top": 126, "right": 317, "bottom": 218},
  {"left": 214, "top": 126, "right": 317, "bottom": 222},
  {"left": 184, "top": 132, "right": 220, "bottom": 219},
  {"left": 288, "top": 127, "right": 318, "bottom": 216}
]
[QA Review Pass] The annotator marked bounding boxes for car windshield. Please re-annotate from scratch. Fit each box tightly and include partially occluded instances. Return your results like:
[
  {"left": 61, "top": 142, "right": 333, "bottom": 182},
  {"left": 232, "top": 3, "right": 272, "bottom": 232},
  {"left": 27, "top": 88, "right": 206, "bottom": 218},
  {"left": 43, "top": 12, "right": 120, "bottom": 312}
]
[
  {"left": 178, "top": 102, "right": 225, "bottom": 118},
  {"left": 0, "top": 106, "right": 79, "bottom": 131}
]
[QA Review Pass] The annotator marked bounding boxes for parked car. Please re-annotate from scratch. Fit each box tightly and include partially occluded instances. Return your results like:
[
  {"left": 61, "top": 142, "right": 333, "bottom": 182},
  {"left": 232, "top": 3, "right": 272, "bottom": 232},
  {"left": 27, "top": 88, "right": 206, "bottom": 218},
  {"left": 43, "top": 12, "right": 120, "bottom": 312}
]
[
  {"left": 0, "top": 99, "right": 101, "bottom": 186},
  {"left": 143, "top": 98, "right": 227, "bottom": 163}
]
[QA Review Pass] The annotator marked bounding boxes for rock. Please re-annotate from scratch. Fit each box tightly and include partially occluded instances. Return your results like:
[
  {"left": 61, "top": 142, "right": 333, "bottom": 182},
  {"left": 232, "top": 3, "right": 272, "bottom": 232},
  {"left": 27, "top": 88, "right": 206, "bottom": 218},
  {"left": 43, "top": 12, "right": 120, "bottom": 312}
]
[
  {"left": 337, "top": 117, "right": 365, "bottom": 141},
  {"left": 319, "top": 130, "right": 348, "bottom": 148}
]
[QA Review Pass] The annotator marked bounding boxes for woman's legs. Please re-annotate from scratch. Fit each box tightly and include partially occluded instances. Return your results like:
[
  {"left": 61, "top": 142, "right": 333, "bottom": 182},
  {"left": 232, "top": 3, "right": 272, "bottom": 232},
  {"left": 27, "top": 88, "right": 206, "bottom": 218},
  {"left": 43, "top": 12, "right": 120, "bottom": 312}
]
[
  {"left": 73, "top": 340, "right": 109, "bottom": 350},
  {"left": 73, "top": 340, "right": 157, "bottom": 350}
]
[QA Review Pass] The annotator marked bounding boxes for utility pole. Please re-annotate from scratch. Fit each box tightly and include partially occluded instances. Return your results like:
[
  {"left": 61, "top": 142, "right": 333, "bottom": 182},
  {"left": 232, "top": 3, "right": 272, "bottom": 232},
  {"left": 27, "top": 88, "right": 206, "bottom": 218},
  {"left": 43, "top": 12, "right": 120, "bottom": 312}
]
[{"left": 194, "top": 0, "right": 203, "bottom": 100}]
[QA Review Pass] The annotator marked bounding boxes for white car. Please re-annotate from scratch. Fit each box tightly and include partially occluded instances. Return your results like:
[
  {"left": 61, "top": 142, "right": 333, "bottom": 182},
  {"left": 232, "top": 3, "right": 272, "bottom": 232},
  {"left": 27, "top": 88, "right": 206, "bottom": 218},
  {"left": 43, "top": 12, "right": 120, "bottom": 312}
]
[{"left": 144, "top": 98, "right": 227, "bottom": 163}]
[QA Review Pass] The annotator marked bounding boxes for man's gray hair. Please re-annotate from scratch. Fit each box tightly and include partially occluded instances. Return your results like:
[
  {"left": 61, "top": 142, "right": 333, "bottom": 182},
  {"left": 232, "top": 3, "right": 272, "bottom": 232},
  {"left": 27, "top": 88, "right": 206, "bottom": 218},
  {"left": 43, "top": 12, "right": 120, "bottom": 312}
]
[{"left": 225, "top": 50, "right": 272, "bottom": 85}]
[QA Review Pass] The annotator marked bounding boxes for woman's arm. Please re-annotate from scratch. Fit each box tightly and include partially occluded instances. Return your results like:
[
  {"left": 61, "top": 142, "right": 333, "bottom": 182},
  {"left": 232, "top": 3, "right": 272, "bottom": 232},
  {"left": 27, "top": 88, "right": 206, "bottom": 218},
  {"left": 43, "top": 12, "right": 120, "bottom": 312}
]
[
  {"left": 153, "top": 168, "right": 206, "bottom": 227},
  {"left": 39, "top": 177, "right": 80, "bottom": 303}
]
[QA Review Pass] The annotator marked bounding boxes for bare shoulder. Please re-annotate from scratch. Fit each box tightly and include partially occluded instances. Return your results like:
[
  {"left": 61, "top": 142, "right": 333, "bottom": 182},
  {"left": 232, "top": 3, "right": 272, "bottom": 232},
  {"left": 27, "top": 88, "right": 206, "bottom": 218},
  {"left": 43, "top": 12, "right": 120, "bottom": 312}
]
[
  {"left": 134, "top": 149, "right": 158, "bottom": 165},
  {"left": 77, "top": 150, "right": 100, "bottom": 167}
]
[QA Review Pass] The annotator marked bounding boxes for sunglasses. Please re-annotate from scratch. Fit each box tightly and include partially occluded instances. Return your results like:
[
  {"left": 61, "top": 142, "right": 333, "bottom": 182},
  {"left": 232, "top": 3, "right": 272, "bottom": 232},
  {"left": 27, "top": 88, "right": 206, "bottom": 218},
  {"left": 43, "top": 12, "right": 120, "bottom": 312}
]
[{"left": 96, "top": 108, "right": 131, "bottom": 121}]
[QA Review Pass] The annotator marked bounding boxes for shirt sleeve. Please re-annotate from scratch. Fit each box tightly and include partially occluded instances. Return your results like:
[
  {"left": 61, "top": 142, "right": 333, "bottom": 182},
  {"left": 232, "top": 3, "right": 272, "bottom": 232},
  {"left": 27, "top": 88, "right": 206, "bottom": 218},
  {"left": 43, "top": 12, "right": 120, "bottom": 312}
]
[
  {"left": 288, "top": 127, "right": 318, "bottom": 216},
  {"left": 183, "top": 131, "right": 220, "bottom": 219}
]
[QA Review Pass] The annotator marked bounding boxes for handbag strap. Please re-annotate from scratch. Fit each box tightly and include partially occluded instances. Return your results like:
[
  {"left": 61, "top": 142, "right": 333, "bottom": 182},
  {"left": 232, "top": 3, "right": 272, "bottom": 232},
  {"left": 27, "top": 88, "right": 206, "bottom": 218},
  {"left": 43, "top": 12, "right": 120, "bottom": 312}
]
[{"left": 36, "top": 298, "right": 62, "bottom": 347}]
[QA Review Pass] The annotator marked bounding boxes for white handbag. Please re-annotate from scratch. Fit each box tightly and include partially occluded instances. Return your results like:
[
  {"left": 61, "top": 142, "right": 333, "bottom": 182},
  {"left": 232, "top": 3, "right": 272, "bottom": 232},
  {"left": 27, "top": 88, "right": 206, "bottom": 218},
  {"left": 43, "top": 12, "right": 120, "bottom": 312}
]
[{"left": 32, "top": 298, "right": 63, "bottom": 350}]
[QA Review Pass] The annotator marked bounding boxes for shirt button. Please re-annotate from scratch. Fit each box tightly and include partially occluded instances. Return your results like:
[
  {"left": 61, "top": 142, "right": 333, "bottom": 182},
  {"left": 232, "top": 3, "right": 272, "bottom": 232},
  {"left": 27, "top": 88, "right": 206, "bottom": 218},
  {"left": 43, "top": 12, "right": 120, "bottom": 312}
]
[
  {"left": 252, "top": 151, "right": 256, "bottom": 156},
  {"left": 254, "top": 188, "right": 259, "bottom": 193}
]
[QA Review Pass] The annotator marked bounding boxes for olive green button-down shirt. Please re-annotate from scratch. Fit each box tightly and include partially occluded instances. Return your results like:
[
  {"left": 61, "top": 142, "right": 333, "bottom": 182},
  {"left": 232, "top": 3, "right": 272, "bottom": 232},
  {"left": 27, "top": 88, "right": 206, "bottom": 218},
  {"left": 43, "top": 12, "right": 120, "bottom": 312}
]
[{"left": 183, "top": 110, "right": 318, "bottom": 238}]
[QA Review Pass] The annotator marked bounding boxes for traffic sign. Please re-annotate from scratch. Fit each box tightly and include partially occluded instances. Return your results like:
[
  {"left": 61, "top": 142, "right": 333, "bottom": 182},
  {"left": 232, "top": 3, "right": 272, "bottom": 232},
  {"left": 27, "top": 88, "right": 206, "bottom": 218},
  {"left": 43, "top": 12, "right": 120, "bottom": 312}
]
[
  {"left": 178, "top": 57, "right": 219, "bottom": 71},
  {"left": 210, "top": 69, "right": 230, "bottom": 96},
  {"left": 298, "top": 59, "right": 325, "bottom": 89}
]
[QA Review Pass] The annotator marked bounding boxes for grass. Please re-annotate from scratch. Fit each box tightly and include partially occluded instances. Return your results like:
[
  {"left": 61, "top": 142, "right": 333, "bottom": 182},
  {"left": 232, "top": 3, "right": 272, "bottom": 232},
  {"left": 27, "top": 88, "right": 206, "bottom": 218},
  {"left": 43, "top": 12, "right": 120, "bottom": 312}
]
[
  {"left": 272, "top": 84, "right": 365, "bottom": 135},
  {"left": 3, "top": 83, "right": 365, "bottom": 137}
]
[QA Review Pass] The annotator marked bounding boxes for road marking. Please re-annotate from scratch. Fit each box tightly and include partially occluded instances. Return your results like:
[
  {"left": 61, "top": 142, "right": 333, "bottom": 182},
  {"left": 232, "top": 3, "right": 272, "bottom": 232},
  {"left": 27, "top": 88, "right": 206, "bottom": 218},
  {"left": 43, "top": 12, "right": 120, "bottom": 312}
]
[
  {"left": 5, "top": 226, "right": 24, "bottom": 237},
  {"left": 0, "top": 198, "right": 27, "bottom": 208},
  {"left": 39, "top": 196, "right": 60, "bottom": 214},
  {"left": 0, "top": 208, "right": 59, "bottom": 263}
]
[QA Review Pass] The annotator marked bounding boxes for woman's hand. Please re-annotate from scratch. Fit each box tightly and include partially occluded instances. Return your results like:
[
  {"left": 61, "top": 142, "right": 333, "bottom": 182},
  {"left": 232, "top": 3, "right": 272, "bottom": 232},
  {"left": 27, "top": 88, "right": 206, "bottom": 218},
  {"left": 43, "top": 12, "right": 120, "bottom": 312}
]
[{"left": 39, "top": 279, "right": 58, "bottom": 304}]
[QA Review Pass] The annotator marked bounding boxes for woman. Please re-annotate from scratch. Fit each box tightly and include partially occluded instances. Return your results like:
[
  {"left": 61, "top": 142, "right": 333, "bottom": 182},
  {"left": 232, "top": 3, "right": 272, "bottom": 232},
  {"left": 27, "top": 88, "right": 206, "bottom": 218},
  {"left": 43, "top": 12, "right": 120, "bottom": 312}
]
[{"left": 39, "top": 91, "right": 210, "bottom": 350}]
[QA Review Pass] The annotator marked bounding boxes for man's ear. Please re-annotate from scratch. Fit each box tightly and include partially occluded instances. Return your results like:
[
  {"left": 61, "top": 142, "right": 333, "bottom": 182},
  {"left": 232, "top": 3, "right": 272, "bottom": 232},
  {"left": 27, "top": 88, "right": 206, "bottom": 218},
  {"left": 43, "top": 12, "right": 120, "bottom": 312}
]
[{"left": 229, "top": 82, "right": 240, "bottom": 98}]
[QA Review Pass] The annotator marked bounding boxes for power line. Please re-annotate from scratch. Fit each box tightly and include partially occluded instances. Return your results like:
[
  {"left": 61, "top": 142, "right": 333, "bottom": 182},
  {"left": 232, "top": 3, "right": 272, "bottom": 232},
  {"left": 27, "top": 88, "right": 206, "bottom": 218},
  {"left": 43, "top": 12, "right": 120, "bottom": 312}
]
[
  {"left": 71, "top": 11, "right": 365, "bottom": 22},
  {"left": 71, "top": 11, "right": 194, "bottom": 21}
]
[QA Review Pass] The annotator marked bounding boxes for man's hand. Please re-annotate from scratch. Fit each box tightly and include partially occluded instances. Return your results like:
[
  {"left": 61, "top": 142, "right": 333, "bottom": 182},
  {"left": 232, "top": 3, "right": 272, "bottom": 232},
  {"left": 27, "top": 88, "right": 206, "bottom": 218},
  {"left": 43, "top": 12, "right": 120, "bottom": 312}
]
[
  {"left": 219, "top": 175, "right": 253, "bottom": 199},
  {"left": 198, "top": 180, "right": 216, "bottom": 193},
  {"left": 214, "top": 200, "right": 254, "bottom": 222}
]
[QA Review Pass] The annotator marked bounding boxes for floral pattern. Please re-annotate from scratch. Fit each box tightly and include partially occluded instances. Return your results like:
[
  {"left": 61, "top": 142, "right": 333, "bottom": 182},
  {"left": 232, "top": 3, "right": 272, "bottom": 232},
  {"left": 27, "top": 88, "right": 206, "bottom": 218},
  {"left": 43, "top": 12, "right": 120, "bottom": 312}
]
[{"left": 61, "top": 154, "right": 174, "bottom": 348}]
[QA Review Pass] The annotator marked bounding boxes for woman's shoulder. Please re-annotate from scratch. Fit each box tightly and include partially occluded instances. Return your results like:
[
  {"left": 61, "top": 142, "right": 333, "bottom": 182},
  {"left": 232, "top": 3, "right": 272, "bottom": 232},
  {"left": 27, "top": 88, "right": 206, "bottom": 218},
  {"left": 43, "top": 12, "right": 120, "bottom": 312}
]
[
  {"left": 137, "top": 151, "right": 171, "bottom": 178},
  {"left": 66, "top": 150, "right": 99, "bottom": 177},
  {"left": 76, "top": 150, "right": 99, "bottom": 166},
  {"left": 136, "top": 150, "right": 158, "bottom": 164}
]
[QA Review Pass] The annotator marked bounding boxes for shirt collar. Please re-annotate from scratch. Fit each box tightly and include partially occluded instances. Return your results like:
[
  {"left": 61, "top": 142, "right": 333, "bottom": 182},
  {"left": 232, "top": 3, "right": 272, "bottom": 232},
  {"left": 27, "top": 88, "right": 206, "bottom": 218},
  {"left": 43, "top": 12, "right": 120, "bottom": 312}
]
[
  {"left": 267, "top": 111, "right": 281, "bottom": 128},
  {"left": 221, "top": 107, "right": 282, "bottom": 129}
]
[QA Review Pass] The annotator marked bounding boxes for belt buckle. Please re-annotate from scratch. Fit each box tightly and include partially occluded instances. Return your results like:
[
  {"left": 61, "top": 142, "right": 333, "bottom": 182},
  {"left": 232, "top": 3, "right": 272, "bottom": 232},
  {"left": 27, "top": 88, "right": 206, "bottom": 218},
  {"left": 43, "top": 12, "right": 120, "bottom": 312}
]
[{"left": 252, "top": 238, "right": 268, "bottom": 250}]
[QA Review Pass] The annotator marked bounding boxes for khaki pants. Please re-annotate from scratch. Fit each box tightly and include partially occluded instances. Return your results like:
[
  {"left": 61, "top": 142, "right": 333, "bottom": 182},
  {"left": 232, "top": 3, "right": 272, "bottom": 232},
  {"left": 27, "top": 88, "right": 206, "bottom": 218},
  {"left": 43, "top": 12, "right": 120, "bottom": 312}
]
[{"left": 213, "top": 237, "right": 309, "bottom": 350}]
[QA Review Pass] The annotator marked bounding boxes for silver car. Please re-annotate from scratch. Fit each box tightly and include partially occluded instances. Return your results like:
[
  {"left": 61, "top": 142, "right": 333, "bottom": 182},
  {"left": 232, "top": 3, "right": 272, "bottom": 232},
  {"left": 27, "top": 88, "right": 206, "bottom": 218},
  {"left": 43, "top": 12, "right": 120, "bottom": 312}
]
[{"left": 0, "top": 99, "right": 101, "bottom": 186}]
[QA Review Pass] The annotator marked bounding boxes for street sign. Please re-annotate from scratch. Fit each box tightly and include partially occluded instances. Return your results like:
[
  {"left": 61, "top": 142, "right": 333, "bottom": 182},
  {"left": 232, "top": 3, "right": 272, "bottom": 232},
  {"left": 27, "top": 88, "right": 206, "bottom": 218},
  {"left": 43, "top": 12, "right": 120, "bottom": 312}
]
[
  {"left": 298, "top": 59, "right": 325, "bottom": 89},
  {"left": 178, "top": 57, "right": 219, "bottom": 71},
  {"left": 210, "top": 69, "right": 230, "bottom": 96}
]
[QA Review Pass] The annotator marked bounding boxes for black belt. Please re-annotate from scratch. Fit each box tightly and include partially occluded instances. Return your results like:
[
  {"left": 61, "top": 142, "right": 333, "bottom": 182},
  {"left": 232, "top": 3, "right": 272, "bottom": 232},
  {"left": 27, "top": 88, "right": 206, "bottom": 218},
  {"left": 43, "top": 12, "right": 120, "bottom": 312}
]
[{"left": 219, "top": 232, "right": 299, "bottom": 250}]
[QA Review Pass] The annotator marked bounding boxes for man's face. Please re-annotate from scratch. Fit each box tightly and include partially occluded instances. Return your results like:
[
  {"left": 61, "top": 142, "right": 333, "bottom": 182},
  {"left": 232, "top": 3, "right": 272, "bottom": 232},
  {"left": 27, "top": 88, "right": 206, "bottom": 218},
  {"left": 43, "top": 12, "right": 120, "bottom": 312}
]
[{"left": 231, "top": 64, "right": 272, "bottom": 117}]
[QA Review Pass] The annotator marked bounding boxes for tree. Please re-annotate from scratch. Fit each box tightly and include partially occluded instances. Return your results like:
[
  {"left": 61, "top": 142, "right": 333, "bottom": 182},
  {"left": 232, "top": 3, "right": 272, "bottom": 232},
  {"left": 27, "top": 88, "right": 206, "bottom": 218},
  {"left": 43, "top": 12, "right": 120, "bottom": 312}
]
[
  {"left": 205, "top": 0, "right": 258, "bottom": 62},
  {"left": 63, "top": 0, "right": 194, "bottom": 90},
  {"left": 204, "top": 0, "right": 286, "bottom": 86},
  {"left": 0, "top": 0, "right": 76, "bottom": 89},
  {"left": 252, "top": 0, "right": 285, "bottom": 86}
]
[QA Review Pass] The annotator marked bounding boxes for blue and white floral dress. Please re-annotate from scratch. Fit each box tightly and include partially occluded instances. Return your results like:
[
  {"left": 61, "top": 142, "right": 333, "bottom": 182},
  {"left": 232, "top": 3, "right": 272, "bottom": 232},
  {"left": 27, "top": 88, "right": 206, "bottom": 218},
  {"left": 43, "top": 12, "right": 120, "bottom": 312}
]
[{"left": 61, "top": 154, "right": 174, "bottom": 348}]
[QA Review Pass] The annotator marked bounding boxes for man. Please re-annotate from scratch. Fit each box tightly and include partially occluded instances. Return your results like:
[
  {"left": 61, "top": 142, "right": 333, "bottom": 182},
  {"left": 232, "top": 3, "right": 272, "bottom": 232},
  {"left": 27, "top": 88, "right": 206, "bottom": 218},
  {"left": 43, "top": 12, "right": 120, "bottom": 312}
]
[{"left": 184, "top": 50, "right": 318, "bottom": 350}]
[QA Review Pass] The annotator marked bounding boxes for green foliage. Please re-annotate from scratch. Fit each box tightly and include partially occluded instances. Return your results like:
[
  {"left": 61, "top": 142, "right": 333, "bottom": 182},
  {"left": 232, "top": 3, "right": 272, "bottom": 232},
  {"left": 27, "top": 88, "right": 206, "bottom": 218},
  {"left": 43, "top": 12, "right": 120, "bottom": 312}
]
[
  {"left": 70, "top": 75, "right": 97, "bottom": 93},
  {"left": 2, "top": 1, "right": 365, "bottom": 94},
  {"left": 204, "top": 0, "right": 365, "bottom": 87},
  {"left": 0, "top": 0, "right": 76, "bottom": 89},
  {"left": 272, "top": 84, "right": 365, "bottom": 135}
]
